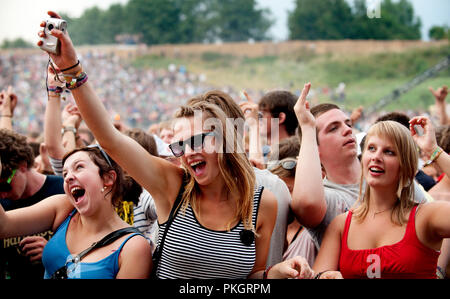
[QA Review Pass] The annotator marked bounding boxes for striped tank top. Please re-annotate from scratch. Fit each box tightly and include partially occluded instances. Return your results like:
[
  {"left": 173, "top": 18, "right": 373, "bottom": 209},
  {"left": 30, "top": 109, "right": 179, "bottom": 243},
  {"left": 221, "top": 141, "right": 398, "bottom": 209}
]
[{"left": 156, "top": 186, "right": 264, "bottom": 279}]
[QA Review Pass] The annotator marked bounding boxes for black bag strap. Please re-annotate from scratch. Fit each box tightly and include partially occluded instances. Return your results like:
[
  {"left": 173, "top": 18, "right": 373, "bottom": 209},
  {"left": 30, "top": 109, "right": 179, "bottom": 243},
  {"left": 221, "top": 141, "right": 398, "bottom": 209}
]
[
  {"left": 76, "top": 227, "right": 141, "bottom": 261},
  {"left": 50, "top": 226, "right": 141, "bottom": 279},
  {"left": 151, "top": 176, "right": 186, "bottom": 277}
]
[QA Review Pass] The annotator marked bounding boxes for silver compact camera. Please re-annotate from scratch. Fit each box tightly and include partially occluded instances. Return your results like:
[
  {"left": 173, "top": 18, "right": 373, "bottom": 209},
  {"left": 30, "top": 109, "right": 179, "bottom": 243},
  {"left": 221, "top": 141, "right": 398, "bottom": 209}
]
[{"left": 39, "top": 18, "right": 67, "bottom": 55}]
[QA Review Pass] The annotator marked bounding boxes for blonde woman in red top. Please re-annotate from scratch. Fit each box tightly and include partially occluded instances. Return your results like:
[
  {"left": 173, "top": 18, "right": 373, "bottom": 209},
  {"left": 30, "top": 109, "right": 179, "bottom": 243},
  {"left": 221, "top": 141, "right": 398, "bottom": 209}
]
[{"left": 307, "top": 119, "right": 450, "bottom": 279}]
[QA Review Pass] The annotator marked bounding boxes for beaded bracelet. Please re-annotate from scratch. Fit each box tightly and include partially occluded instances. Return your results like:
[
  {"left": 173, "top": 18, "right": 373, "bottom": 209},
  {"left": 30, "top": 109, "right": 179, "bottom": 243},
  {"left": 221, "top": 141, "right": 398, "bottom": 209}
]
[
  {"left": 424, "top": 147, "right": 443, "bottom": 166},
  {"left": 66, "top": 72, "right": 88, "bottom": 90},
  {"left": 47, "top": 86, "right": 64, "bottom": 94},
  {"left": 63, "top": 67, "right": 84, "bottom": 83}
]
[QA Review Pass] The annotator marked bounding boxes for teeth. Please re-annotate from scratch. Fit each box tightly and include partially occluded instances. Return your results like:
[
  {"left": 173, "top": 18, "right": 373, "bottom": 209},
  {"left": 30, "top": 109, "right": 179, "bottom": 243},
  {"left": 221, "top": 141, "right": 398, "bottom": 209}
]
[
  {"left": 71, "top": 187, "right": 82, "bottom": 194},
  {"left": 369, "top": 167, "right": 384, "bottom": 173},
  {"left": 190, "top": 161, "right": 204, "bottom": 167}
]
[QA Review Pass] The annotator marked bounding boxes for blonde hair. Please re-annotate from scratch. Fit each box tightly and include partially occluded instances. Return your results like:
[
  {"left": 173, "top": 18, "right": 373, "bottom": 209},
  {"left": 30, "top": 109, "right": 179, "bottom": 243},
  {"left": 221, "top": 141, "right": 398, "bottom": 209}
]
[
  {"left": 173, "top": 102, "right": 256, "bottom": 232},
  {"left": 353, "top": 121, "right": 418, "bottom": 225}
]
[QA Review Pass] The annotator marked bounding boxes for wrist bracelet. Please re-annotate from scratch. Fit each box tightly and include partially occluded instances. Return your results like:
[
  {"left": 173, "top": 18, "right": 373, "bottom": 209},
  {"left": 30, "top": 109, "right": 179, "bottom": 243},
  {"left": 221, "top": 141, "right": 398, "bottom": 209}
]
[
  {"left": 314, "top": 270, "right": 330, "bottom": 279},
  {"left": 263, "top": 266, "right": 273, "bottom": 279},
  {"left": 66, "top": 72, "right": 88, "bottom": 90},
  {"left": 63, "top": 67, "right": 84, "bottom": 82},
  {"left": 47, "top": 86, "right": 64, "bottom": 94},
  {"left": 61, "top": 126, "right": 77, "bottom": 135},
  {"left": 60, "top": 60, "right": 80, "bottom": 72},
  {"left": 425, "top": 147, "right": 443, "bottom": 166}
]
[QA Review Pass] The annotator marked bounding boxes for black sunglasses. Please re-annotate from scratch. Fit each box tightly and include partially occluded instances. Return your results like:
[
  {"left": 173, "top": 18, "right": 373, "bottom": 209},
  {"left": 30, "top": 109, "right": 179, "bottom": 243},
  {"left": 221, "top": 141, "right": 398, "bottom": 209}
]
[
  {"left": 0, "top": 169, "right": 17, "bottom": 192},
  {"left": 267, "top": 158, "right": 297, "bottom": 171},
  {"left": 169, "top": 132, "right": 215, "bottom": 157},
  {"left": 87, "top": 144, "right": 113, "bottom": 168}
]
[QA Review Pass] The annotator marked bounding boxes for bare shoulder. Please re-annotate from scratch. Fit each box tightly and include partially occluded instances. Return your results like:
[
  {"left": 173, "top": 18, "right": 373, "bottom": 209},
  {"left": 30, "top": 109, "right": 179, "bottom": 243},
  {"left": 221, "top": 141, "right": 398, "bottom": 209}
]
[
  {"left": 417, "top": 201, "right": 450, "bottom": 219},
  {"left": 117, "top": 233, "right": 152, "bottom": 278},
  {"left": 328, "top": 212, "right": 348, "bottom": 233},
  {"left": 120, "top": 233, "right": 152, "bottom": 258},
  {"left": 259, "top": 188, "right": 278, "bottom": 213},
  {"left": 418, "top": 200, "right": 448, "bottom": 211},
  {"left": 44, "top": 194, "right": 74, "bottom": 231},
  {"left": 255, "top": 188, "right": 278, "bottom": 230}
]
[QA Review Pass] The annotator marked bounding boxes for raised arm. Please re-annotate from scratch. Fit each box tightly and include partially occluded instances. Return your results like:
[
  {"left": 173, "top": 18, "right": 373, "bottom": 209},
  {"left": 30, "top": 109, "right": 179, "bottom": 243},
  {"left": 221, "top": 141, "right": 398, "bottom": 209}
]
[
  {"left": 0, "top": 194, "right": 72, "bottom": 239},
  {"left": 410, "top": 116, "right": 450, "bottom": 177},
  {"left": 291, "top": 83, "right": 327, "bottom": 228},
  {"left": 239, "top": 91, "right": 264, "bottom": 169},
  {"left": 61, "top": 103, "right": 82, "bottom": 152},
  {"left": 0, "top": 86, "right": 18, "bottom": 131},
  {"left": 429, "top": 86, "right": 449, "bottom": 125},
  {"left": 37, "top": 11, "right": 182, "bottom": 219},
  {"left": 44, "top": 65, "right": 66, "bottom": 159}
]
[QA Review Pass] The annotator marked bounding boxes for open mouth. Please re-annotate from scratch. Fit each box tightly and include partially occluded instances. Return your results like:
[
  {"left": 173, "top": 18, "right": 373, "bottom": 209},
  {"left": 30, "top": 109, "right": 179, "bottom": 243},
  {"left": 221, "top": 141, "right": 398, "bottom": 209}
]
[
  {"left": 369, "top": 167, "right": 385, "bottom": 174},
  {"left": 70, "top": 187, "right": 86, "bottom": 202},
  {"left": 190, "top": 160, "right": 207, "bottom": 176}
]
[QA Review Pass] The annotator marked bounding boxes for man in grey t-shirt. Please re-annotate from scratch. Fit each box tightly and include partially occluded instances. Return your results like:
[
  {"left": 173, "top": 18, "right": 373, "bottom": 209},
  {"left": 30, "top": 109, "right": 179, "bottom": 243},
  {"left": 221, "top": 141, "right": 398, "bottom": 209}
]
[{"left": 291, "top": 89, "right": 361, "bottom": 250}]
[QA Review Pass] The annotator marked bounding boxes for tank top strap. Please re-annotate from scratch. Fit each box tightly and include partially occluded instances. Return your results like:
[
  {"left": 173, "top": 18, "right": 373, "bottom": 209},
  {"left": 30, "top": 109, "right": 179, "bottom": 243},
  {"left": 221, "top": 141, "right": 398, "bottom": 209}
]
[
  {"left": 341, "top": 210, "right": 353, "bottom": 249},
  {"left": 114, "top": 233, "right": 141, "bottom": 256},
  {"left": 403, "top": 205, "right": 419, "bottom": 240},
  {"left": 252, "top": 185, "right": 264, "bottom": 227}
]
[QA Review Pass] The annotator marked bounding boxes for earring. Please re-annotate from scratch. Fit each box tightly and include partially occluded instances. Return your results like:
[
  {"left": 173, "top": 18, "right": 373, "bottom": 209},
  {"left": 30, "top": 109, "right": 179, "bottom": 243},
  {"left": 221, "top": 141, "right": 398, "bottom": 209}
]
[{"left": 101, "top": 186, "right": 106, "bottom": 193}]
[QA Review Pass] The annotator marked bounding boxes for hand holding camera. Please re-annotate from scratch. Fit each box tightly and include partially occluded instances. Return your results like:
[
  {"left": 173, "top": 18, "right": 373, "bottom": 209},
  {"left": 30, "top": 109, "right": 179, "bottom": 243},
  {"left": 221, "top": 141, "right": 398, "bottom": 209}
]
[
  {"left": 37, "top": 11, "right": 79, "bottom": 72},
  {"left": 39, "top": 17, "right": 67, "bottom": 55}
]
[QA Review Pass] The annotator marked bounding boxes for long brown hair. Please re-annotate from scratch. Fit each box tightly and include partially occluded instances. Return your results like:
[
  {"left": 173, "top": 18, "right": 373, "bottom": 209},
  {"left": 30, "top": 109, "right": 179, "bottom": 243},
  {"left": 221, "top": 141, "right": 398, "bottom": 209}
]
[
  {"left": 353, "top": 121, "right": 418, "bottom": 225},
  {"left": 173, "top": 102, "right": 256, "bottom": 231}
]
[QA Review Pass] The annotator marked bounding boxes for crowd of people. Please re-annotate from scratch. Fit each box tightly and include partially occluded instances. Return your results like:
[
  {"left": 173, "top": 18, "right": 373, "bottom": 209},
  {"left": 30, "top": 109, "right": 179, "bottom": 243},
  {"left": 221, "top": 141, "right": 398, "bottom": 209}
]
[{"left": 0, "top": 11, "right": 449, "bottom": 280}]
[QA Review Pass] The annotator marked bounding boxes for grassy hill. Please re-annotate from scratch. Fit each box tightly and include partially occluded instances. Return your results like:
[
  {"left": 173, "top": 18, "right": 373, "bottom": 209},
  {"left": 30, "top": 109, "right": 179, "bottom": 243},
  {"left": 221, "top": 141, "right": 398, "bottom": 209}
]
[{"left": 131, "top": 42, "right": 450, "bottom": 114}]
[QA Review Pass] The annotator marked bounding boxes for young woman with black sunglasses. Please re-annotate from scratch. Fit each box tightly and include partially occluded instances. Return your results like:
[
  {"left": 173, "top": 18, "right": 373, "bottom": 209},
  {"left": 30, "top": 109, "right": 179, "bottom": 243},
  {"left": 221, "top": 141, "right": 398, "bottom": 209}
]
[{"left": 36, "top": 11, "right": 283, "bottom": 279}]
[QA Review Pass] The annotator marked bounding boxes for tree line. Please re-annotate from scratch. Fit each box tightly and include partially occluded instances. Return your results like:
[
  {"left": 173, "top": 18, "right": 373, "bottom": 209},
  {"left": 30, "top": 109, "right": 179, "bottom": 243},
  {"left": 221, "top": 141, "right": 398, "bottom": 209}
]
[{"left": 2, "top": 0, "right": 449, "bottom": 49}]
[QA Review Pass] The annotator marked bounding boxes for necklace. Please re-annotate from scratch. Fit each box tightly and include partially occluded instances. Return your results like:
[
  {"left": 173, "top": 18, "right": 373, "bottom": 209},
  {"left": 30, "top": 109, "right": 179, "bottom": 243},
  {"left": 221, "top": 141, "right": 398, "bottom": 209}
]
[{"left": 372, "top": 206, "right": 394, "bottom": 219}]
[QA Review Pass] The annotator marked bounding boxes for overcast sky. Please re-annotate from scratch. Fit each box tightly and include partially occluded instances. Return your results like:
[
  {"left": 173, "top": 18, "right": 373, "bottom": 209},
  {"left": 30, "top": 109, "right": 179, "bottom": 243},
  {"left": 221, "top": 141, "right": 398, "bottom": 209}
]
[{"left": 0, "top": 0, "right": 448, "bottom": 43}]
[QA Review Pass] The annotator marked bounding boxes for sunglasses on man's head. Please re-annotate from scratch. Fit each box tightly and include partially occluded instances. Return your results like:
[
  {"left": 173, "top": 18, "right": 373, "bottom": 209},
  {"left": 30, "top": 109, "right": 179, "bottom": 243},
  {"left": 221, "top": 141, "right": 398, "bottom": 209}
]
[
  {"left": 169, "top": 132, "right": 215, "bottom": 157},
  {"left": 0, "top": 169, "right": 17, "bottom": 192},
  {"left": 87, "top": 144, "right": 113, "bottom": 168},
  {"left": 267, "top": 158, "right": 297, "bottom": 171}
]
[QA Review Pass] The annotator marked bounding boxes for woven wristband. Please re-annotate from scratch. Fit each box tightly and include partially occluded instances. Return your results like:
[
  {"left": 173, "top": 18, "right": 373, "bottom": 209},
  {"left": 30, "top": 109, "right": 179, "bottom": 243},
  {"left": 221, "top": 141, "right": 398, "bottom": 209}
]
[
  {"left": 47, "top": 86, "right": 64, "bottom": 94},
  {"left": 63, "top": 67, "right": 84, "bottom": 83},
  {"left": 425, "top": 147, "right": 443, "bottom": 166},
  {"left": 66, "top": 72, "right": 88, "bottom": 90}
]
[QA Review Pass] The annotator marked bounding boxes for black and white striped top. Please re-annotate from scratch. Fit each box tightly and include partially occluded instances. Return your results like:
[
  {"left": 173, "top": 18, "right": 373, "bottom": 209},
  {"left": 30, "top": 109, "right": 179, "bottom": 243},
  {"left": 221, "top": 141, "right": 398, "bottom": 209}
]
[{"left": 156, "top": 186, "right": 264, "bottom": 279}]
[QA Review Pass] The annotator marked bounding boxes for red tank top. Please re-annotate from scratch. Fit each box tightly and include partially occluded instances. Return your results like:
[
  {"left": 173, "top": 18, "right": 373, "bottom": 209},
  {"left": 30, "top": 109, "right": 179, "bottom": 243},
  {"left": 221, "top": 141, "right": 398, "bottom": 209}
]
[{"left": 339, "top": 205, "right": 440, "bottom": 279}]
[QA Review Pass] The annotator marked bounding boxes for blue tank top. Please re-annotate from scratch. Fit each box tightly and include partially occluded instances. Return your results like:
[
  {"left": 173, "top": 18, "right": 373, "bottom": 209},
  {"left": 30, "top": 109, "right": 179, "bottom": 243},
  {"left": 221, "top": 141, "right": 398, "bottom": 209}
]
[{"left": 42, "top": 210, "right": 140, "bottom": 279}]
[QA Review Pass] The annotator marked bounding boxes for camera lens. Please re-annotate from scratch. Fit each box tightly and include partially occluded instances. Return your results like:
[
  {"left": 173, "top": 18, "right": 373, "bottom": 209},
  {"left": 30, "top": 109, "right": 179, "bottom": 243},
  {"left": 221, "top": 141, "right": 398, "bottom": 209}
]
[{"left": 48, "top": 24, "right": 54, "bottom": 31}]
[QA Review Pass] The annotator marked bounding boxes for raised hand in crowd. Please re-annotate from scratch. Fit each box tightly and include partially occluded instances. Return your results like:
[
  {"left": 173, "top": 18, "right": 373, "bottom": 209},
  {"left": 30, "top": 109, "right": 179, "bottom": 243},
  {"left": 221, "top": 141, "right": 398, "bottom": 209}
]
[
  {"left": 350, "top": 106, "right": 363, "bottom": 127},
  {"left": 44, "top": 64, "right": 67, "bottom": 160},
  {"left": 410, "top": 115, "right": 450, "bottom": 177},
  {"left": 0, "top": 86, "right": 18, "bottom": 130},
  {"left": 239, "top": 91, "right": 264, "bottom": 169},
  {"left": 429, "top": 85, "right": 449, "bottom": 125},
  {"left": 61, "top": 103, "right": 83, "bottom": 149}
]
